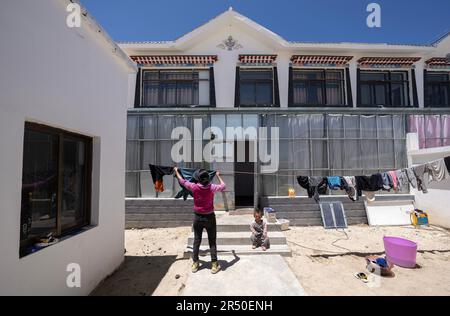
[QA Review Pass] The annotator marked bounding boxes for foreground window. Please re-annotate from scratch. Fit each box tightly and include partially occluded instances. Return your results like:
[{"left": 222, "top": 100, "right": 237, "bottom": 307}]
[
  {"left": 359, "top": 71, "right": 410, "bottom": 107},
  {"left": 291, "top": 69, "right": 346, "bottom": 106},
  {"left": 20, "top": 122, "right": 92, "bottom": 257},
  {"left": 425, "top": 72, "right": 450, "bottom": 107},
  {"left": 141, "top": 70, "right": 210, "bottom": 107},
  {"left": 239, "top": 69, "right": 275, "bottom": 106}
]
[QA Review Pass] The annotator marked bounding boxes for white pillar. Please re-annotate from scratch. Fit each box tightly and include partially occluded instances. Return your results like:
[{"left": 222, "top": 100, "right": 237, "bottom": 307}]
[
  {"left": 277, "top": 52, "right": 290, "bottom": 108},
  {"left": 348, "top": 60, "right": 358, "bottom": 107},
  {"left": 415, "top": 61, "right": 425, "bottom": 108}
]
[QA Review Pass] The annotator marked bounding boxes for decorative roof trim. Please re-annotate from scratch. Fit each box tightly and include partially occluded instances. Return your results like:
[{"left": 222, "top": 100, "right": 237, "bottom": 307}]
[
  {"left": 426, "top": 57, "right": 450, "bottom": 66},
  {"left": 357, "top": 57, "right": 421, "bottom": 67},
  {"left": 131, "top": 55, "right": 218, "bottom": 66},
  {"left": 291, "top": 55, "right": 353, "bottom": 66},
  {"left": 238, "top": 54, "right": 278, "bottom": 65}
]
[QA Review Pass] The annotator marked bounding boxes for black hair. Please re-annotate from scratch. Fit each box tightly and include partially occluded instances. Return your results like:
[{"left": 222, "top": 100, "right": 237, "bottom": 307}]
[
  {"left": 198, "top": 169, "right": 211, "bottom": 186},
  {"left": 254, "top": 209, "right": 263, "bottom": 216}
]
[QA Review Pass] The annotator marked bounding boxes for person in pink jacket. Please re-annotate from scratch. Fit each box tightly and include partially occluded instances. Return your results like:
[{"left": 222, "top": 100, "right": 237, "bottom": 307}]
[{"left": 174, "top": 167, "right": 226, "bottom": 274}]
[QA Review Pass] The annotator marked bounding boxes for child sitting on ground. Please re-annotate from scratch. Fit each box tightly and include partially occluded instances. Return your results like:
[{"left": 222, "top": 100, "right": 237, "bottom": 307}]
[{"left": 250, "top": 210, "right": 270, "bottom": 251}]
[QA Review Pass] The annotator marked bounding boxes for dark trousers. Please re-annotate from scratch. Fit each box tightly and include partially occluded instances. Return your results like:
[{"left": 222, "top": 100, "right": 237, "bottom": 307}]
[{"left": 193, "top": 213, "right": 217, "bottom": 263}]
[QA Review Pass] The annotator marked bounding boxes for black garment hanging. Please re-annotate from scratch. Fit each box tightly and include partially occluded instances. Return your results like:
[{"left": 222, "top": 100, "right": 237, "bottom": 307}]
[
  {"left": 175, "top": 168, "right": 217, "bottom": 201},
  {"left": 355, "top": 174, "right": 384, "bottom": 197},
  {"left": 149, "top": 164, "right": 174, "bottom": 193},
  {"left": 297, "top": 176, "right": 328, "bottom": 203},
  {"left": 445, "top": 156, "right": 450, "bottom": 174}
]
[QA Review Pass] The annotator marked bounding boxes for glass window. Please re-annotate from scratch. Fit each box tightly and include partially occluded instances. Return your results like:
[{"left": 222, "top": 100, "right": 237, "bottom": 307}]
[
  {"left": 291, "top": 69, "right": 346, "bottom": 106},
  {"left": 20, "top": 123, "right": 92, "bottom": 257},
  {"left": 239, "top": 69, "right": 274, "bottom": 106},
  {"left": 141, "top": 70, "right": 209, "bottom": 107},
  {"left": 359, "top": 70, "right": 411, "bottom": 107},
  {"left": 425, "top": 72, "right": 450, "bottom": 107}
]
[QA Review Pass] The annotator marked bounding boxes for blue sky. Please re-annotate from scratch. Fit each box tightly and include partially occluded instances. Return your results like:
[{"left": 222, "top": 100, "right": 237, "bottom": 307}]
[{"left": 81, "top": 0, "right": 450, "bottom": 45}]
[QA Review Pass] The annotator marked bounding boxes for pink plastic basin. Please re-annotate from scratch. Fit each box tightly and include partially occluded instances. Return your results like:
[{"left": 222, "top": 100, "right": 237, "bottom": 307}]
[{"left": 383, "top": 237, "right": 418, "bottom": 268}]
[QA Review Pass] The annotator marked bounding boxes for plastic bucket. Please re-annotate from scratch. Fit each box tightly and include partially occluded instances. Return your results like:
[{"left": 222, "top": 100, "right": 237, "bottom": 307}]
[{"left": 383, "top": 236, "right": 418, "bottom": 268}]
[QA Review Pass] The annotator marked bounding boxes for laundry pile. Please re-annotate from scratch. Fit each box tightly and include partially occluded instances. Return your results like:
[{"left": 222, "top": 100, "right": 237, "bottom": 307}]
[
  {"left": 298, "top": 156, "right": 450, "bottom": 203},
  {"left": 149, "top": 164, "right": 217, "bottom": 200}
]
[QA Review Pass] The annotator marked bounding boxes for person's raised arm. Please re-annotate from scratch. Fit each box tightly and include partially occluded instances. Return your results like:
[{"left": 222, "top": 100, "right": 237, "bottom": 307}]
[
  {"left": 216, "top": 172, "right": 225, "bottom": 186},
  {"left": 174, "top": 167, "right": 195, "bottom": 191},
  {"left": 174, "top": 167, "right": 183, "bottom": 181},
  {"left": 212, "top": 171, "right": 227, "bottom": 192}
]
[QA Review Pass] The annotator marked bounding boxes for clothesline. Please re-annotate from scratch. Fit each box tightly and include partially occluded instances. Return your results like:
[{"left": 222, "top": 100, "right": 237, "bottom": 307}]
[
  {"left": 149, "top": 156, "right": 450, "bottom": 202},
  {"left": 297, "top": 156, "right": 450, "bottom": 203}
]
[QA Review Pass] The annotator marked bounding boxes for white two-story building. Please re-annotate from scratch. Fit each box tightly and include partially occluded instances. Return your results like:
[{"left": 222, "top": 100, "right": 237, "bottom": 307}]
[{"left": 120, "top": 8, "right": 450, "bottom": 226}]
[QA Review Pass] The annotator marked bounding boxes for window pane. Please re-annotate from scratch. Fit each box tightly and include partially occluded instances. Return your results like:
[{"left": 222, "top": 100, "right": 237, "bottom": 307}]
[
  {"left": 326, "top": 81, "right": 343, "bottom": 105},
  {"left": 240, "top": 82, "right": 255, "bottom": 105},
  {"left": 360, "top": 84, "right": 372, "bottom": 105},
  {"left": 61, "top": 137, "right": 88, "bottom": 231},
  {"left": 374, "top": 84, "right": 387, "bottom": 105},
  {"left": 161, "top": 82, "right": 176, "bottom": 105},
  {"left": 142, "top": 82, "right": 159, "bottom": 106},
  {"left": 428, "top": 73, "right": 449, "bottom": 82},
  {"left": 427, "top": 84, "right": 450, "bottom": 106},
  {"left": 293, "top": 70, "right": 323, "bottom": 80},
  {"left": 293, "top": 82, "right": 307, "bottom": 104},
  {"left": 240, "top": 70, "right": 272, "bottom": 80},
  {"left": 326, "top": 71, "right": 343, "bottom": 80},
  {"left": 391, "top": 83, "right": 407, "bottom": 106},
  {"left": 21, "top": 129, "right": 58, "bottom": 244},
  {"left": 177, "top": 82, "right": 194, "bottom": 105},
  {"left": 161, "top": 71, "right": 195, "bottom": 80},
  {"left": 360, "top": 72, "right": 387, "bottom": 81},
  {"left": 307, "top": 82, "right": 324, "bottom": 104},
  {"left": 391, "top": 72, "right": 407, "bottom": 81},
  {"left": 256, "top": 82, "right": 273, "bottom": 105},
  {"left": 143, "top": 71, "right": 158, "bottom": 80}
]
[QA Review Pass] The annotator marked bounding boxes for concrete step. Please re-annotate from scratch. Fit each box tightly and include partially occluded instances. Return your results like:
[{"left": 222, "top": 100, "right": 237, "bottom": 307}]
[
  {"left": 215, "top": 215, "right": 282, "bottom": 232},
  {"left": 126, "top": 214, "right": 194, "bottom": 221},
  {"left": 184, "top": 244, "right": 292, "bottom": 258},
  {"left": 126, "top": 199, "right": 193, "bottom": 207},
  {"left": 187, "top": 231, "right": 286, "bottom": 246},
  {"left": 126, "top": 206, "right": 193, "bottom": 214},
  {"left": 260, "top": 194, "right": 415, "bottom": 206},
  {"left": 125, "top": 220, "right": 192, "bottom": 229},
  {"left": 276, "top": 209, "right": 367, "bottom": 219},
  {"left": 268, "top": 203, "right": 365, "bottom": 212},
  {"left": 288, "top": 216, "right": 368, "bottom": 227}
]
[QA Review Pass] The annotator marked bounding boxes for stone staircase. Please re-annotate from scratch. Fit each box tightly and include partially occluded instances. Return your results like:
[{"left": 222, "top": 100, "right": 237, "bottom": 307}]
[
  {"left": 259, "top": 196, "right": 368, "bottom": 226},
  {"left": 184, "top": 214, "right": 292, "bottom": 258}
]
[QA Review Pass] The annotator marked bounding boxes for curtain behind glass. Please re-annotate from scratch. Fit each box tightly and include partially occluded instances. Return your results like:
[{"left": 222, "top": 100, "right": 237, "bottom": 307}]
[
  {"left": 360, "top": 116, "right": 378, "bottom": 172},
  {"left": 425, "top": 115, "right": 442, "bottom": 148},
  {"left": 442, "top": 115, "right": 450, "bottom": 147}
]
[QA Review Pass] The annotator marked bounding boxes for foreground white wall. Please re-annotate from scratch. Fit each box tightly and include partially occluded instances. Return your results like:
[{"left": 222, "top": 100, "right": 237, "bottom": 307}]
[
  {"left": 0, "top": 0, "right": 135, "bottom": 295},
  {"left": 409, "top": 145, "right": 450, "bottom": 229}
]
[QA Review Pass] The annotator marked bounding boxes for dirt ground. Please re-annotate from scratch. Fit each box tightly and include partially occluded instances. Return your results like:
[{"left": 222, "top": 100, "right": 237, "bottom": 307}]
[
  {"left": 91, "top": 225, "right": 450, "bottom": 296},
  {"left": 284, "top": 225, "right": 450, "bottom": 296}
]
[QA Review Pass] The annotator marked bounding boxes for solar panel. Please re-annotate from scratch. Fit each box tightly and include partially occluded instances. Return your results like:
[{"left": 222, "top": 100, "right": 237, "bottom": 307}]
[{"left": 319, "top": 202, "right": 348, "bottom": 229}]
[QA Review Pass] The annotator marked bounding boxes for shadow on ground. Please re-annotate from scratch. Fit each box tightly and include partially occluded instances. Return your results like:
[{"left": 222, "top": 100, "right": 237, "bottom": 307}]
[
  {"left": 90, "top": 256, "right": 183, "bottom": 296},
  {"left": 197, "top": 251, "right": 241, "bottom": 272}
]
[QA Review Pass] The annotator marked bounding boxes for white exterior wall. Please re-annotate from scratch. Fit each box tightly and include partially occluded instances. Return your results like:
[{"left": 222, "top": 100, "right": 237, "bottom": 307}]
[{"left": 0, "top": 0, "right": 136, "bottom": 295}]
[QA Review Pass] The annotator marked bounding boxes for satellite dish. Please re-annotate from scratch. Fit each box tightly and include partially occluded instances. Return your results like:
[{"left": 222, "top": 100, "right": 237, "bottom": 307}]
[{"left": 446, "top": 53, "right": 450, "bottom": 63}]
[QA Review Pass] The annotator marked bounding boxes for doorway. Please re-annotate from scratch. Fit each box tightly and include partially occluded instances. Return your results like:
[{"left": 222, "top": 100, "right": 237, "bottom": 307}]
[{"left": 234, "top": 140, "right": 255, "bottom": 209}]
